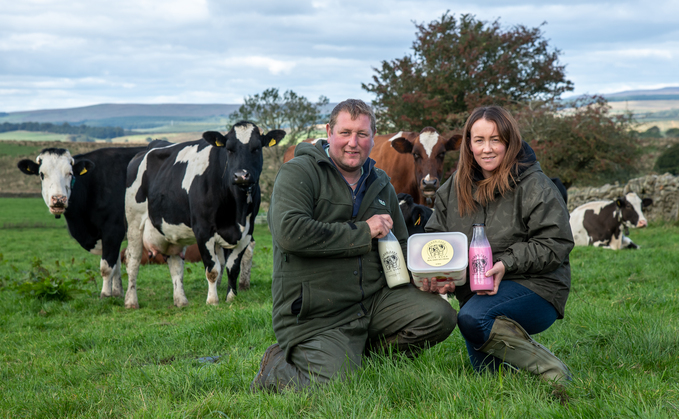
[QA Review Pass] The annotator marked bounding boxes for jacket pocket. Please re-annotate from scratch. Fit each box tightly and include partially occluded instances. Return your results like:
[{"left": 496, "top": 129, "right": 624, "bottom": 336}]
[{"left": 297, "top": 281, "right": 311, "bottom": 321}]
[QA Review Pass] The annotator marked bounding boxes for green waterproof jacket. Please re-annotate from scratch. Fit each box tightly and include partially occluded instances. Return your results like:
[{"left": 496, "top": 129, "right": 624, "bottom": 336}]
[
  {"left": 269, "top": 140, "right": 409, "bottom": 361},
  {"left": 425, "top": 143, "right": 573, "bottom": 318}
]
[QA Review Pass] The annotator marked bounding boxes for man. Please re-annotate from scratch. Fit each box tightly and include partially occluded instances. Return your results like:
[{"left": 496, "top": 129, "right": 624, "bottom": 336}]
[{"left": 251, "top": 99, "right": 457, "bottom": 392}]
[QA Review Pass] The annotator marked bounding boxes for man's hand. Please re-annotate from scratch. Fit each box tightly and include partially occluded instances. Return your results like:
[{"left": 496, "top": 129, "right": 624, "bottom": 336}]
[
  {"left": 475, "top": 261, "right": 505, "bottom": 296},
  {"left": 419, "top": 278, "right": 456, "bottom": 294},
  {"left": 366, "top": 214, "right": 393, "bottom": 239}
]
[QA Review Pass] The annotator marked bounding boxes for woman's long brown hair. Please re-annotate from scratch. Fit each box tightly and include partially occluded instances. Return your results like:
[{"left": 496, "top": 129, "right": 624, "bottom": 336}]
[{"left": 455, "top": 106, "right": 524, "bottom": 217}]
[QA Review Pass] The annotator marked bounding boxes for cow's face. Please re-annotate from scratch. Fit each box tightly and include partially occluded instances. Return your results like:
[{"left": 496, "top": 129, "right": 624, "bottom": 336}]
[
  {"left": 17, "top": 148, "right": 94, "bottom": 218},
  {"left": 202, "top": 122, "right": 285, "bottom": 190},
  {"left": 391, "top": 127, "right": 462, "bottom": 206},
  {"left": 617, "top": 192, "right": 652, "bottom": 229}
]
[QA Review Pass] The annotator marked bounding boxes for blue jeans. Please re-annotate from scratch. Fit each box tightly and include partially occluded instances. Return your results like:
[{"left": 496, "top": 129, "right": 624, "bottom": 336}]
[{"left": 457, "top": 280, "right": 558, "bottom": 372}]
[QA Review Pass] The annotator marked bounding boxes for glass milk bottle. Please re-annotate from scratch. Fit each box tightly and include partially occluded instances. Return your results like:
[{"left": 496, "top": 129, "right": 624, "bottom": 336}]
[
  {"left": 469, "top": 223, "right": 495, "bottom": 292},
  {"left": 378, "top": 230, "right": 410, "bottom": 288}
]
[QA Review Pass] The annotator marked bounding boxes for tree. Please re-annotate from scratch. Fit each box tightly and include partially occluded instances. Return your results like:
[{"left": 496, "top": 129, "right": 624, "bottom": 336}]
[
  {"left": 229, "top": 88, "right": 329, "bottom": 208},
  {"left": 665, "top": 128, "right": 679, "bottom": 138},
  {"left": 362, "top": 12, "right": 573, "bottom": 132},
  {"left": 519, "top": 96, "right": 640, "bottom": 187},
  {"left": 229, "top": 88, "right": 329, "bottom": 145},
  {"left": 654, "top": 143, "right": 679, "bottom": 175}
]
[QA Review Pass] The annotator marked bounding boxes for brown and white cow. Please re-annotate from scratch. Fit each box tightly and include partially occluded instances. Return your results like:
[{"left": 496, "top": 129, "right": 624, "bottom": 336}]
[
  {"left": 370, "top": 128, "right": 462, "bottom": 208},
  {"left": 283, "top": 129, "right": 462, "bottom": 208},
  {"left": 569, "top": 192, "right": 653, "bottom": 250}
]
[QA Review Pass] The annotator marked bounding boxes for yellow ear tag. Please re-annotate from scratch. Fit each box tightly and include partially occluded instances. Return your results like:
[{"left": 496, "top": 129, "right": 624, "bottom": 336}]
[
  {"left": 269, "top": 139, "right": 277, "bottom": 147},
  {"left": 80, "top": 167, "right": 88, "bottom": 175},
  {"left": 216, "top": 140, "right": 224, "bottom": 147},
  {"left": 414, "top": 215, "right": 421, "bottom": 226},
  {"left": 26, "top": 167, "right": 32, "bottom": 172}
]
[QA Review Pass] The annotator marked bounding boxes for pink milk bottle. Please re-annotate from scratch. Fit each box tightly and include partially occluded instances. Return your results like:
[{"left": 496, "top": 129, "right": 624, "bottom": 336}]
[{"left": 469, "top": 223, "right": 495, "bottom": 292}]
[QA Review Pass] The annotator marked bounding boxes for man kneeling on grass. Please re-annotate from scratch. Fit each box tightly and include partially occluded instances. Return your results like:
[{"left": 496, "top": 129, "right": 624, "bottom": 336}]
[{"left": 250, "top": 99, "right": 457, "bottom": 392}]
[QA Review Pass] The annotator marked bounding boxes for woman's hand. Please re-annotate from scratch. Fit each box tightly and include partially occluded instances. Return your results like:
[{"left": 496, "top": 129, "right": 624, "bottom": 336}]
[
  {"left": 419, "top": 277, "right": 456, "bottom": 294},
  {"left": 476, "top": 261, "right": 505, "bottom": 296}
]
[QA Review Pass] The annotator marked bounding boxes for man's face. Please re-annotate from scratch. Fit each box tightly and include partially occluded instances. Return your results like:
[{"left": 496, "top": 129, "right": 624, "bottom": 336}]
[{"left": 326, "top": 111, "right": 374, "bottom": 177}]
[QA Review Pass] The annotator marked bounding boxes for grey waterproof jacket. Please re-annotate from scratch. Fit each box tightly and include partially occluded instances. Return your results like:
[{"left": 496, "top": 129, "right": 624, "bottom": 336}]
[{"left": 425, "top": 143, "right": 573, "bottom": 317}]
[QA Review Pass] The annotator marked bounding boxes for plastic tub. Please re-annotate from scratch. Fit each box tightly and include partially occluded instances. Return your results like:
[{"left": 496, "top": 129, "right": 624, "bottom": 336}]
[{"left": 407, "top": 232, "right": 468, "bottom": 287}]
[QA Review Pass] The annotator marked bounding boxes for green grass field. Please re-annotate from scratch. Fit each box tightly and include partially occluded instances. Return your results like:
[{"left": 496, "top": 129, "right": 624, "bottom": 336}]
[{"left": 0, "top": 198, "right": 678, "bottom": 418}]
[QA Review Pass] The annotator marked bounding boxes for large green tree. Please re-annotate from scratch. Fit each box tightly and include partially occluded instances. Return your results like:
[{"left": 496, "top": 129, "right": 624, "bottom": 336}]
[
  {"left": 229, "top": 88, "right": 329, "bottom": 207},
  {"left": 362, "top": 12, "right": 573, "bottom": 132}
]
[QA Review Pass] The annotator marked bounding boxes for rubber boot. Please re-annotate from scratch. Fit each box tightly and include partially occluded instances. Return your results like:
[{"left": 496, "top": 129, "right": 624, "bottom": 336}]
[{"left": 477, "top": 316, "right": 571, "bottom": 386}]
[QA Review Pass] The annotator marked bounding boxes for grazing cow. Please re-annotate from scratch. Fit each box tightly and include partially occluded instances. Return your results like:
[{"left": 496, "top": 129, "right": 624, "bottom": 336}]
[
  {"left": 124, "top": 122, "right": 284, "bottom": 308},
  {"left": 370, "top": 128, "right": 462, "bottom": 208},
  {"left": 569, "top": 192, "right": 653, "bottom": 250},
  {"left": 284, "top": 129, "right": 462, "bottom": 208},
  {"left": 17, "top": 146, "right": 146, "bottom": 298},
  {"left": 398, "top": 193, "right": 433, "bottom": 236}
]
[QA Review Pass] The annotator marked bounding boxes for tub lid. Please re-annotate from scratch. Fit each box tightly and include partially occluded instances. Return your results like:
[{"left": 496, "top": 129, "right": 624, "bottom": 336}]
[{"left": 407, "top": 232, "right": 468, "bottom": 273}]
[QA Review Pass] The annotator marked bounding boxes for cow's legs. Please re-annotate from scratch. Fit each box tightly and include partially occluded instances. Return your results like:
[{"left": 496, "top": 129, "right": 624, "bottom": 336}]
[
  {"left": 124, "top": 213, "right": 145, "bottom": 309},
  {"left": 167, "top": 255, "right": 189, "bottom": 307},
  {"left": 239, "top": 240, "right": 255, "bottom": 291}
]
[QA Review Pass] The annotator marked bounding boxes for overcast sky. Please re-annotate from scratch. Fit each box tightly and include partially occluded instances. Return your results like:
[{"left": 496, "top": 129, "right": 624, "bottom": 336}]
[{"left": 1, "top": 0, "right": 677, "bottom": 112}]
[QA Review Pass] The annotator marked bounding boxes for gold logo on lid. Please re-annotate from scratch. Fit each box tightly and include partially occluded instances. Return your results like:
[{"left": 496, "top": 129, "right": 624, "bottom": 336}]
[{"left": 421, "top": 239, "right": 454, "bottom": 267}]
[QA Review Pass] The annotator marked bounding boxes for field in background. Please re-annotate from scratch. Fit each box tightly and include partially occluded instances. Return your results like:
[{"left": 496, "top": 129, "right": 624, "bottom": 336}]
[{"left": 0, "top": 197, "right": 677, "bottom": 417}]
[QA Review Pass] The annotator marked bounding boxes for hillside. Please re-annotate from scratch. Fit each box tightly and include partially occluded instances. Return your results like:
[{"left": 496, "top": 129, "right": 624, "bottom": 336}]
[{"left": 0, "top": 102, "right": 337, "bottom": 133}]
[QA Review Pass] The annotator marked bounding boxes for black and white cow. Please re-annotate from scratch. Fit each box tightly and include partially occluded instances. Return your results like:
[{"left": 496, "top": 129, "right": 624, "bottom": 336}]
[
  {"left": 569, "top": 192, "right": 653, "bottom": 250},
  {"left": 17, "top": 146, "right": 147, "bottom": 298},
  {"left": 124, "top": 122, "right": 284, "bottom": 308},
  {"left": 397, "top": 192, "right": 434, "bottom": 236}
]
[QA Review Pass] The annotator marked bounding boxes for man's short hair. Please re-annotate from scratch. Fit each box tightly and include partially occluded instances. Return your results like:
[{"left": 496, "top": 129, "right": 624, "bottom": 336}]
[{"left": 328, "top": 99, "right": 376, "bottom": 135}]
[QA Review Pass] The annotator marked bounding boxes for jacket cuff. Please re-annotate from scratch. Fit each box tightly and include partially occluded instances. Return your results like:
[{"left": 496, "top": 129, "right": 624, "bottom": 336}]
[{"left": 496, "top": 254, "right": 514, "bottom": 273}]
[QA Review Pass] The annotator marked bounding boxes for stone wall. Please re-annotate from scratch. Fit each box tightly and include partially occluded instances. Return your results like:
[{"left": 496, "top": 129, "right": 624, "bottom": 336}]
[{"left": 567, "top": 173, "right": 679, "bottom": 222}]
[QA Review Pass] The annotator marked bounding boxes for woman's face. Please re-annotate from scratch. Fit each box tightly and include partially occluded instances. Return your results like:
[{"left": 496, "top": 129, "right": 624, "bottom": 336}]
[{"left": 470, "top": 118, "right": 507, "bottom": 179}]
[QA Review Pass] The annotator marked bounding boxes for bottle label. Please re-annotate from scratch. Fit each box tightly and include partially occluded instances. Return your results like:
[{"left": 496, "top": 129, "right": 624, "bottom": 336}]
[
  {"left": 421, "top": 239, "right": 454, "bottom": 267},
  {"left": 381, "top": 250, "right": 402, "bottom": 273},
  {"left": 471, "top": 253, "right": 489, "bottom": 276}
]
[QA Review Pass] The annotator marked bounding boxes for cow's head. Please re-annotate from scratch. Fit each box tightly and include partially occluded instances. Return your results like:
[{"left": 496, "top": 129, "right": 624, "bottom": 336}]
[
  {"left": 17, "top": 148, "right": 94, "bottom": 218},
  {"left": 202, "top": 121, "right": 285, "bottom": 191},
  {"left": 398, "top": 192, "right": 433, "bottom": 236},
  {"left": 615, "top": 192, "right": 653, "bottom": 229},
  {"left": 390, "top": 127, "right": 462, "bottom": 206}
]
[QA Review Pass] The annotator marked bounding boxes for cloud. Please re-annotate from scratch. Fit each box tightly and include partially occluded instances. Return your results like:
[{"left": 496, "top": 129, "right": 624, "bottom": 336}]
[{"left": 0, "top": 0, "right": 678, "bottom": 111}]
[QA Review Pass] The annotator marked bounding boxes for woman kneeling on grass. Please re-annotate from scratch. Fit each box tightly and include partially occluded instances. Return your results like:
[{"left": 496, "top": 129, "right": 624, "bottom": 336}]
[{"left": 421, "top": 105, "right": 574, "bottom": 387}]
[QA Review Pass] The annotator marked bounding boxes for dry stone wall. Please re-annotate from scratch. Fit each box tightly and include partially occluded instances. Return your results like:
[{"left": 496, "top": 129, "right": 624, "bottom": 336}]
[{"left": 567, "top": 173, "right": 679, "bottom": 222}]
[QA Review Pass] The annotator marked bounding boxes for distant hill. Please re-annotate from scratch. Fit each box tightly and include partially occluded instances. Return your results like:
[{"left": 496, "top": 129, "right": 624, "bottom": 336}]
[
  {"left": 602, "top": 86, "right": 679, "bottom": 102},
  {"left": 0, "top": 102, "right": 336, "bottom": 132}
]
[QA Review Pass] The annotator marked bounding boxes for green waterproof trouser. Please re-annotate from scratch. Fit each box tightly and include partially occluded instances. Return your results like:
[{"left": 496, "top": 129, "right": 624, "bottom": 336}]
[{"left": 262, "top": 285, "right": 457, "bottom": 392}]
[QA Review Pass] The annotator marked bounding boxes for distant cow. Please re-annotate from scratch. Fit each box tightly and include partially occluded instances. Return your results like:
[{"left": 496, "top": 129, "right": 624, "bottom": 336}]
[
  {"left": 284, "top": 129, "right": 462, "bottom": 208},
  {"left": 17, "top": 146, "right": 146, "bottom": 298},
  {"left": 398, "top": 193, "right": 433, "bottom": 236},
  {"left": 569, "top": 192, "right": 653, "bottom": 250},
  {"left": 124, "top": 122, "right": 284, "bottom": 308}
]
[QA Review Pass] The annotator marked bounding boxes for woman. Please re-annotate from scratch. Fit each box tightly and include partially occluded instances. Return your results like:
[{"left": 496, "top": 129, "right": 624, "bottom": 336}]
[{"left": 422, "top": 106, "right": 573, "bottom": 385}]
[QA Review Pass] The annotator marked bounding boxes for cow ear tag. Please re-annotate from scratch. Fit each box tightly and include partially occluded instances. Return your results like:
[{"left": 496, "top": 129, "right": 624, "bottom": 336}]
[
  {"left": 414, "top": 215, "right": 421, "bottom": 226},
  {"left": 215, "top": 140, "right": 224, "bottom": 147},
  {"left": 269, "top": 139, "right": 277, "bottom": 147},
  {"left": 79, "top": 167, "right": 88, "bottom": 175}
]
